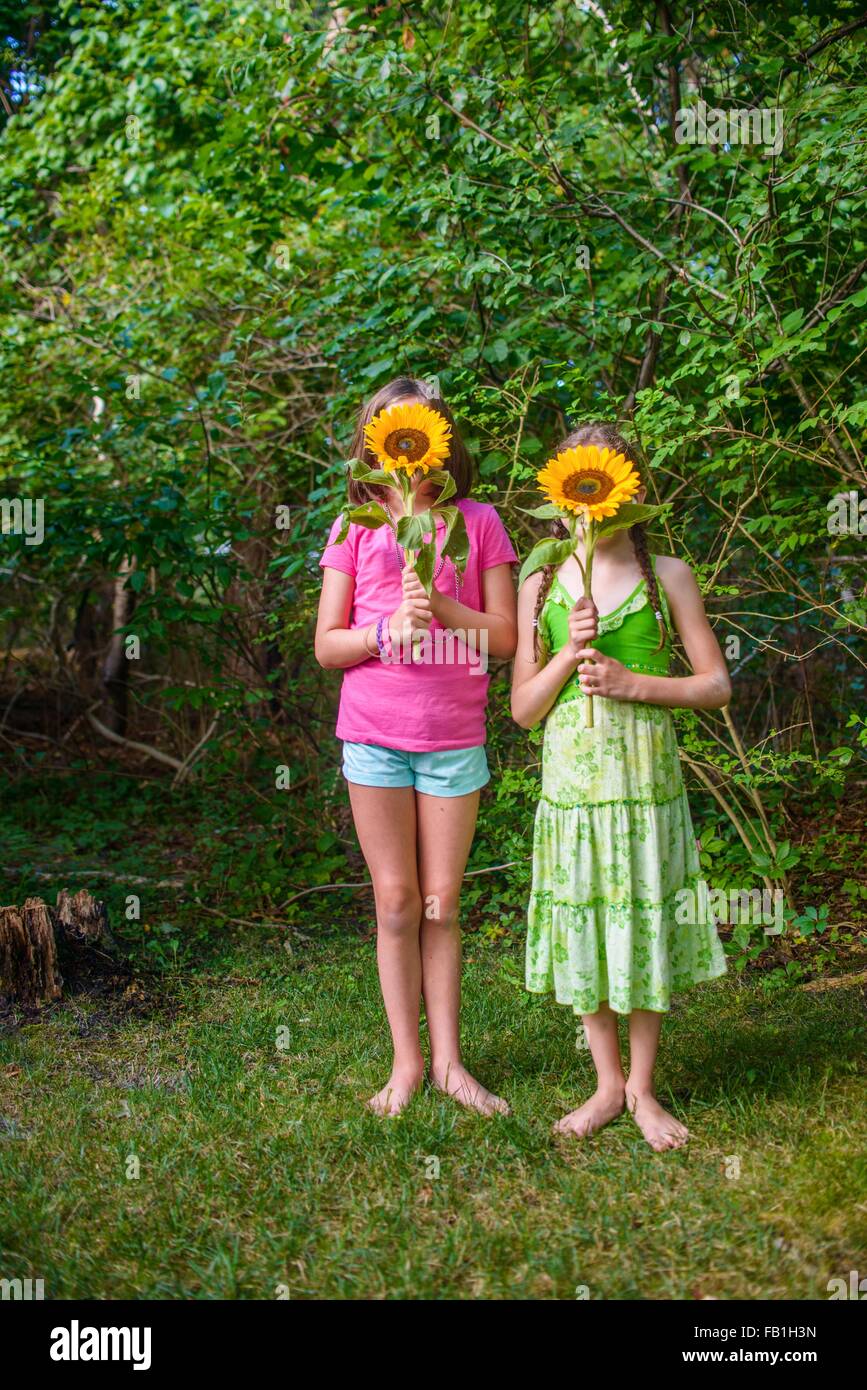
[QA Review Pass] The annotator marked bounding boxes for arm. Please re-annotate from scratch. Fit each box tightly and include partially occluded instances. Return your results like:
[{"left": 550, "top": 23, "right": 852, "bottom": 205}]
[
  {"left": 510, "top": 574, "right": 598, "bottom": 728},
  {"left": 314, "top": 565, "right": 434, "bottom": 671},
  {"left": 573, "top": 557, "right": 732, "bottom": 710},
  {"left": 404, "top": 562, "right": 519, "bottom": 659},
  {"left": 314, "top": 568, "right": 375, "bottom": 670}
]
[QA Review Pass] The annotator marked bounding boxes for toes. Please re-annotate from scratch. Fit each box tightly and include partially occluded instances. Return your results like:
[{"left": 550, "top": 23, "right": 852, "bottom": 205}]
[
  {"left": 436, "top": 1072, "right": 509, "bottom": 1116},
  {"left": 555, "top": 1111, "right": 581, "bottom": 1132},
  {"left": 651, "top": 1127, "right": 688, "bottom": 1151},
  {"left": 475, "top": 1096, "right": 508, "bottom": 1117},
  {"left": 368, "top": 1084, "right": 413, "bottom": 1116}
]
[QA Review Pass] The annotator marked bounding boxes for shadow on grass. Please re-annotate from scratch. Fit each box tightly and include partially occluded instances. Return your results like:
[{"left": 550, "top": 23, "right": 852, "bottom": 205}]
[{"left": 663, "top": 978, "right": 866, "bottom": 1105}]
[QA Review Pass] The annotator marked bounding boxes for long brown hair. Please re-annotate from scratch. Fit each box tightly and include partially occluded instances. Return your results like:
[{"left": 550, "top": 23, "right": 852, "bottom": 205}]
[
  {"left": 531, "top": 420, "right": 668, "bottom": 658},
  {"left": 346, "top": 376, "right": 474, "bottom": 506}
]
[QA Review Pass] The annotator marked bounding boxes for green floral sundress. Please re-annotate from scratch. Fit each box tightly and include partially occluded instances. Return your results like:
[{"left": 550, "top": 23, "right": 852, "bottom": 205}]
[{"left": 526, "top": 561, "right": 727, "bottom": 1015}]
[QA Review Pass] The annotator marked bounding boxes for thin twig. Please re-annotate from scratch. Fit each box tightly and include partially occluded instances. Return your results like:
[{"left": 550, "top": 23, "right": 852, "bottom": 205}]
[{"left": 280, "top": 858, "right": 528, "bottom": 908}]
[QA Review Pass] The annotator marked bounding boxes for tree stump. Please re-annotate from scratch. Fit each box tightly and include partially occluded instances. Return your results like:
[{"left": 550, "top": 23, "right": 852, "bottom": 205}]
[
  {"left": 0, "top": 899, "right": 62, "bottom": 1009},
  {"left": 0, "top": 889, "right": 114, "bottom": 1009},
  {"left": 55, "top": 887, "right": 116, "bottom": 953}
]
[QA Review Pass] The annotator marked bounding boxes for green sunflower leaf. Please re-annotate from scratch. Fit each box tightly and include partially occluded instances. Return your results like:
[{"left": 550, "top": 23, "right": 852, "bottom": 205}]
[
  {"left": 426, "top": 467, "right": 457, "bottom": 504},
  {"left": 345, "top": 502, "right": 391, "bottom": 530},
  {"left": 594, "top": 502, "right": 670, "bottom": 537},
  {"left": 347, "top": 457, "right": 393, "bottom": 487},
  {"left": 518, "top": 502, "right": 563, "bottom": 520},
  {"left": 517, "top": 537, "right": 575, "bottom": 588},
  {"left": 438, "top": 505, "right": 470, "bottom": 574},
  {"left": 396, "top": 513, "right": 426, "bottom": 552},
  {"left": 413, "top": 538, "right": 436, "bottom": 592}
]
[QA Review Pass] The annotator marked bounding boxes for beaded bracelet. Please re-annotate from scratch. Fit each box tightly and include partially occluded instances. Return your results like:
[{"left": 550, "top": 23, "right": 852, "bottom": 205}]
[{"left": 375, "top": 614, "right": 394, "bottom": 662}]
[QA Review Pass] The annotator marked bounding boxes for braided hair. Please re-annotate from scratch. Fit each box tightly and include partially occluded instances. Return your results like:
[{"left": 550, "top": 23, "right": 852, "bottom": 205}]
[{"left": 531, "top": 421, "right": 668, "bottom": 660}]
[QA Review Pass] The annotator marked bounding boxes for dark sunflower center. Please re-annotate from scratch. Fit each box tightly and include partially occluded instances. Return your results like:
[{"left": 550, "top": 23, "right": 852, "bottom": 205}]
[
  {"left": 384, "top": 427, "right": 429, "bottom": 462},
  {"left": 561, "top": 469, "right": 614, "bottom": 502}
]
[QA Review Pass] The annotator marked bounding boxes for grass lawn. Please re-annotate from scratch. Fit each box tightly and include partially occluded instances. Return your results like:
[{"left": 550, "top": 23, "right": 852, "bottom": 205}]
[{"left": 2, "top": 927, "right": 865, "bottom": 1300}]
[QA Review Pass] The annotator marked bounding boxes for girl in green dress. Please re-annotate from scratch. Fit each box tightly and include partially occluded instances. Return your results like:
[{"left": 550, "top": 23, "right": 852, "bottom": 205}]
[{"left": 511, "top": 423, "right": 730, "bottom": 1151}]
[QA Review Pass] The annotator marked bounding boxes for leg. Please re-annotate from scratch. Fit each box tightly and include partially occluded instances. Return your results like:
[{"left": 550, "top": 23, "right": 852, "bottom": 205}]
[
  {"left": 625, "top": 1009, "right": 689, "bottom": 1151},
  {"left": 555, "top": 1002, "right": 626, "bottom": 1137},
  {"left": 416, "top": 789, "right": 509, "bottom": 1116},
  {"left": 348, "top": 783, "right": 424, "bottom": 1115}
]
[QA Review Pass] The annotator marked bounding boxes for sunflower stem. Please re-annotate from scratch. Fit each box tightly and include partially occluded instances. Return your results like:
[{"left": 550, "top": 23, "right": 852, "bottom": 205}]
[
  {"left": 582, "top": 520, "right": 597, "bottom": 729},
  {"left": 396, "top": 459, "right": 423, "bottom": 657}
]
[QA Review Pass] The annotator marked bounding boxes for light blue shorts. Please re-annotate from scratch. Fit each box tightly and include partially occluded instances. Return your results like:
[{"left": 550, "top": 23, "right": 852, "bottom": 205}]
[{"left": 342, "top": 741, "right": 489, "bottom": 797}]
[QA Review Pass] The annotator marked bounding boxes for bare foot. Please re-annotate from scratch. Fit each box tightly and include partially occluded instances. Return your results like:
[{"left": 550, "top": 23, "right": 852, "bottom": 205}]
[
  {"left": 626, "top": 1088, "right": 689, "bottom": 1151},
  {"left": 431, "top": 1060, "right": 510, "bottom": 1116},
  {"left": 554, "top": 1085, "right": 625, "bottom": 1138},
  {"left": 367, "top": 1067, "right": 424, "bottom": 1117}
]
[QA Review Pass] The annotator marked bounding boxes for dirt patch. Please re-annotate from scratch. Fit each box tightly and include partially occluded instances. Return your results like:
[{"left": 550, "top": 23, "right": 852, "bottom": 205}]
[{"left": 0, "top": 949, "right": 179, "bottom": 1037}]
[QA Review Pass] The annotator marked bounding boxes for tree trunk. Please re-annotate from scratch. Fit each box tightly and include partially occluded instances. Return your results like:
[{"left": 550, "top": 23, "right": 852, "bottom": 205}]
[{"left": 101, "top": 559, "right": 136, "bottom": 735}]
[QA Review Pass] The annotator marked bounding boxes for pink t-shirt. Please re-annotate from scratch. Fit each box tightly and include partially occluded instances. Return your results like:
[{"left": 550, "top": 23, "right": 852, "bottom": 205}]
[{"left": 320, "top": 499, "right": 517, "bottom": 751}]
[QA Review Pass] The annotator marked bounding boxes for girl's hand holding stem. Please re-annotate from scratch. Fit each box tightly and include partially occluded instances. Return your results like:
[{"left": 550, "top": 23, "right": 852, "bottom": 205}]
[
  {"left": 568, "top": 596, "right": 598, "bottom": 653},
  {"left": 390, "top": 564, "right": 433, "bottom": 648},
  {"left": 574, "top": 648, "right": 641, "bottom": 701},
  {"left": 568, "top": 596, "right": 643, "bottom": 703}
]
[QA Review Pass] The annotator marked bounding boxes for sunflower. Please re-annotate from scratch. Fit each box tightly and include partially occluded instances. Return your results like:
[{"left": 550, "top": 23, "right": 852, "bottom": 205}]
[
  {"left": 364, "top": 402, "right": 452, "bottom": 475},
  {"left": 536, "top": 444, "right": 641, "bottom": 520}
]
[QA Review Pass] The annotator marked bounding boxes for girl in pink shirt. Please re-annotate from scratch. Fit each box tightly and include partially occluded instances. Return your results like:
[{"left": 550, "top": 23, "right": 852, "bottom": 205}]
[{"left": 316, "top": 377, "right": 518, "bottom": 1116}]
